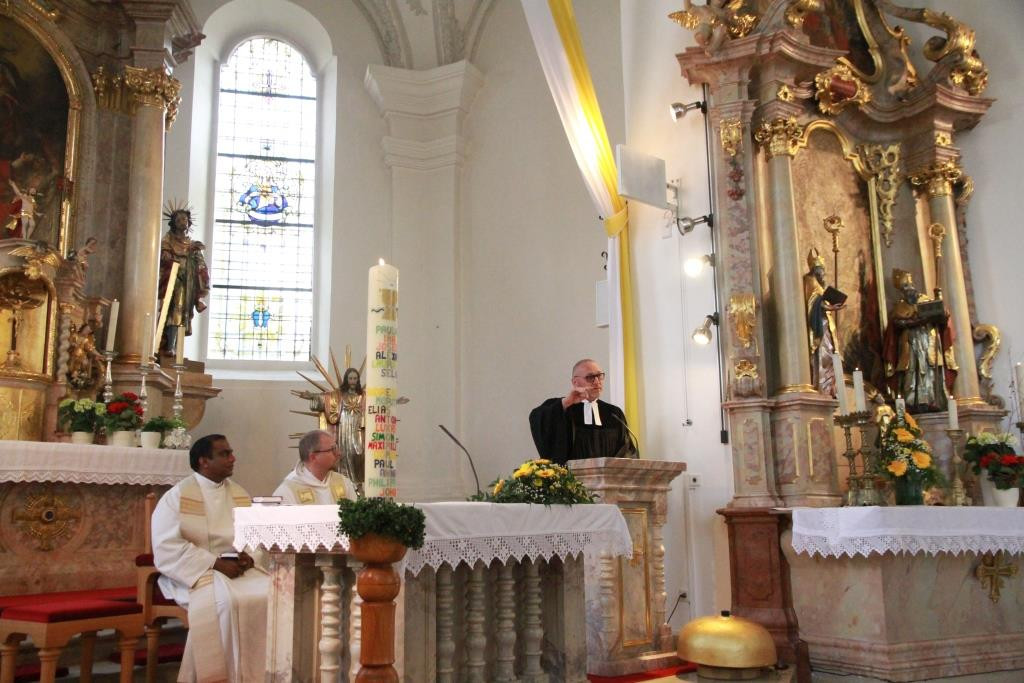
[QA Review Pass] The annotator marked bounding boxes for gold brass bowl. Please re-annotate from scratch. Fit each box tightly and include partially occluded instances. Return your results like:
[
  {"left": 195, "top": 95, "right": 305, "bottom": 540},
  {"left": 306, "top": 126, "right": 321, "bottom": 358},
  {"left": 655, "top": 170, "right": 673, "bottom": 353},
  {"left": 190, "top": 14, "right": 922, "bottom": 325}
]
[{"left": 677, "top": 610, "right": 776, "bottom": 680}]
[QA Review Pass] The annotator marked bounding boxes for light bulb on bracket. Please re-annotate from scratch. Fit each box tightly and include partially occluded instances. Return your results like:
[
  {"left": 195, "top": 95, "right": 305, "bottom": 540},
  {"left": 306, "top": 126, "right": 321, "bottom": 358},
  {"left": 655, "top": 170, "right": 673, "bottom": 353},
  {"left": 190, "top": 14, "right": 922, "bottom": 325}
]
[
  {"left": 684, "top": 253, "right": 714, "bottom": 278},
  {"left": 691, "top": 313, "right": 719, "bottom": 345},
  {"left": 669, "top": 100, "right": 707, "bottom": 122},
  {"left": 677, "top": 213, "right": 713, "bottom": 237}
]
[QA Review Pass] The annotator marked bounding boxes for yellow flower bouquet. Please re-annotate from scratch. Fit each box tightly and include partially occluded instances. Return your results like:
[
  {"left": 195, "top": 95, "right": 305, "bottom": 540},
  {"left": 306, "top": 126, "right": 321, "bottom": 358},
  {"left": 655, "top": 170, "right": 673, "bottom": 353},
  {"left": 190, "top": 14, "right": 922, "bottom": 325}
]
[
  {"left": 477, "top": 459, "right": 596, "bottom": 505},
  {"left": 878, "top": 410, "right": 944, "bottom": 504}
]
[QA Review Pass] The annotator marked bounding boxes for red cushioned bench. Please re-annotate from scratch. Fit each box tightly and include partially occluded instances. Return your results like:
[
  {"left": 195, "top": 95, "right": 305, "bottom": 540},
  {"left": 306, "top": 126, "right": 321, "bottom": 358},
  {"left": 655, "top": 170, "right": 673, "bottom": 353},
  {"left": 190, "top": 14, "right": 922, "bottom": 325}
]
[{"left": 0, "top": 595, "right": 143, "bottom": 683}]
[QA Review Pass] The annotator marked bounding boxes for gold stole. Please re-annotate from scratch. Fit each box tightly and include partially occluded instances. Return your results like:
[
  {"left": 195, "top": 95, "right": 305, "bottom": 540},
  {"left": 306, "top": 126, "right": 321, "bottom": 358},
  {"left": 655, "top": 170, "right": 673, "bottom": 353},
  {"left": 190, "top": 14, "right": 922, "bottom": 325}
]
[
  {"left": 178, "top": 476, "right": 251, "bottom": 683},
  {"left": 282, "top": 471, "right": 347, "bottom": 504}
]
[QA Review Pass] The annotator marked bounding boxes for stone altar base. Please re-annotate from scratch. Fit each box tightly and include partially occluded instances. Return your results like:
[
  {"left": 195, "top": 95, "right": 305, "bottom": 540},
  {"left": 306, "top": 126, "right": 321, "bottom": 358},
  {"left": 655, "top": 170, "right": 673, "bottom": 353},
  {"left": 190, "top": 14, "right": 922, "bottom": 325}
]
[{"left": 782, "top": 539, "right": 1024, "bottom": 681}]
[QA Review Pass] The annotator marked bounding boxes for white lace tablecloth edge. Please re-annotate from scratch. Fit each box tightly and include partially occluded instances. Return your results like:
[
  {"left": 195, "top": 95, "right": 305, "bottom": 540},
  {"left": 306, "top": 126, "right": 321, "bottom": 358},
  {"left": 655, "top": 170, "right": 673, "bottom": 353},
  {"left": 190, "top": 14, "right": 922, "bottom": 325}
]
[
  {"left": 0, "top": 470, "right": 187, "bottom": 486},
  {"left": 790, "top": 533, "right": 1024, "bottom": 558}
]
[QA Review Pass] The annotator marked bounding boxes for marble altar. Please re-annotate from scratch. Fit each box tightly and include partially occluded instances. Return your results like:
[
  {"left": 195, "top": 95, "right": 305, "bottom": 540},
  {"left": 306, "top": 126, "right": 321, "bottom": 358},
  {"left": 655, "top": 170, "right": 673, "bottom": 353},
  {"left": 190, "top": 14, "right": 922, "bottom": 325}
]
[
  {"left": 785, "top": 507, "right": 1024, "bottom": 681},
  {"left": 0, "top": 440, "right": 190, "bottom": 593},
  {"left": 235, "top": 502, "right": 632, "bottom": 682}
]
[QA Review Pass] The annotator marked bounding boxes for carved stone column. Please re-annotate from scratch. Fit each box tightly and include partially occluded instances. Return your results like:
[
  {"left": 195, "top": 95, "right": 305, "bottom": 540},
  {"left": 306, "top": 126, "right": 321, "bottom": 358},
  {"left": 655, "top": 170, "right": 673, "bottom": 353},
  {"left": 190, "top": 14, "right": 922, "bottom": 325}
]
[
  {"left": 120, "top": 67, "right": 180, "bottom": 363},
  {"left": 364, "top": 60, "right": 483, "bottom": 501},
  {"left": 568, "top": 457, "right": 685, "bottom": 676},
  {"left": 909, "top": 159, "right": 983, "bottom": 405},
  {"left": 755, "top": 116, "right": 814, "bottom": 395}
]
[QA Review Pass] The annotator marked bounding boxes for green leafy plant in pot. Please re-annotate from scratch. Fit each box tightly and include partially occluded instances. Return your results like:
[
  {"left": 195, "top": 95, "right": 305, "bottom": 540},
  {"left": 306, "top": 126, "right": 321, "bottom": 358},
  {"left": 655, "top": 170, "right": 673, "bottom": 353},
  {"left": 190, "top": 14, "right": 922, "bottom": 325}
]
[
  {"left": 338, "top": 496, "right": 425, "bottom": 563},
  {"left": 57, "top": 398, "right": 105, "bottom": 439}
]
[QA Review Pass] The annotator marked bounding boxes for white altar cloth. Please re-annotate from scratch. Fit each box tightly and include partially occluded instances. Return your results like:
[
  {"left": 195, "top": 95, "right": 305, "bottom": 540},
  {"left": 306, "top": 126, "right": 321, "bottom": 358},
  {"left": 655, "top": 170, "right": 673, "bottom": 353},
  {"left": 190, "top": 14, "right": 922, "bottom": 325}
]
[
  {"left": 791, "top": 506, "right": 1024, "bottom": 558},
  {"left": 0, "top": 439, "right": 190, "bottom": 486},
  {"left": 234, "top": 501, "right": 632, "bottom": 575}
]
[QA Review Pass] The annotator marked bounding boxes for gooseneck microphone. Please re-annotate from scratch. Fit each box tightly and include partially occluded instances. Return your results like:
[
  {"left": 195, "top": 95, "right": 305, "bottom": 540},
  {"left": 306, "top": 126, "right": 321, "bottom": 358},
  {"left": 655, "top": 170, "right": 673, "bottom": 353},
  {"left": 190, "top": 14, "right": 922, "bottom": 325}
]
[{"left": 438, "top": 425, "right": 483, "bottom": 497}]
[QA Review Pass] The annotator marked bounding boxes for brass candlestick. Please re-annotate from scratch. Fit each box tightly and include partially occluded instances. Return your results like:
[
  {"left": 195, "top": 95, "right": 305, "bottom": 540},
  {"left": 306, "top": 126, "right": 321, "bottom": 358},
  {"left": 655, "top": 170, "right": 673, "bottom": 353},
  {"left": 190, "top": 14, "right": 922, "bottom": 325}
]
[
  {"left": 835, "top": 412, "right": 862, "bottom": 505},
  {"left": 138, "top": 360, "right": 152, "bottom": 423},
  {"left": 853, "top": 410, "right": 883, "bottom": 506},
  {"left": 102, "top": 350, "right": 115, "bottom": 403},
  {"left": 946, "top": 428, "right": 971, "bottom": 506}
]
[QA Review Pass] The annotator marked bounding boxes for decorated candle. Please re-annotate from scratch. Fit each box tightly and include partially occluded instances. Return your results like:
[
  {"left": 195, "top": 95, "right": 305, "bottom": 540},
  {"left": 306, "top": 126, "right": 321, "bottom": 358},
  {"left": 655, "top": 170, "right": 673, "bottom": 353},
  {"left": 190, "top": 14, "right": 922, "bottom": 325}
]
[
  {"left": 175, "top": 325, "right": 185, "bottom": 366},
  {"left": 363, "top": 259, "right": 399, "bottom": 498},
  {"left": 853, "top": 369, "right": 866, "bottom": 412},
  {"left": 895, "top": 396, "right": 906, "bottom": 416},
  {"left": 105, "top": 299, "right": 119, "bottom": 352},
  {"left": 832, "top": 354, "right": 849, "bottom": 415},
  {"left": 947, "top": 394, "right": 959, "bottom": 430}
]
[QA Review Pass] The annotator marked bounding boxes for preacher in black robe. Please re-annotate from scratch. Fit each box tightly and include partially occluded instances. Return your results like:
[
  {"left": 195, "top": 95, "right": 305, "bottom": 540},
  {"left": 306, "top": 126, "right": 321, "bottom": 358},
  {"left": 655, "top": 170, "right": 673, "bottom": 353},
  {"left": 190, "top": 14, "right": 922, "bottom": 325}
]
[{"left": 529, "top": 397, "right": 630, "bottom": 465}]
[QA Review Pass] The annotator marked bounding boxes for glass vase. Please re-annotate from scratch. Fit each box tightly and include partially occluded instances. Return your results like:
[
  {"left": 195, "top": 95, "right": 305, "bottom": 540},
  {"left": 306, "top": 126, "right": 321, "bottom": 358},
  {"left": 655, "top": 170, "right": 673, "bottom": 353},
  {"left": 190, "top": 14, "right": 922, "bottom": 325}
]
[{"left": 893, "top": 473, "right": 924, "bottom": 505}]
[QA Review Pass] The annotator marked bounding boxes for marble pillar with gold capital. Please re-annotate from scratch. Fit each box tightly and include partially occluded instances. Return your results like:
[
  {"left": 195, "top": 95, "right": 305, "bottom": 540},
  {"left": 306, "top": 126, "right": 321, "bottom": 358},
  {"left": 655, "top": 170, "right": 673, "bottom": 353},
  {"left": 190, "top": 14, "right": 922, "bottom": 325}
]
[
  {"left": 910, "top": 159, "right": 983, "bottom": 405},
  {"left": 119, "top": 67, "right": 181, "bottom": 363}
]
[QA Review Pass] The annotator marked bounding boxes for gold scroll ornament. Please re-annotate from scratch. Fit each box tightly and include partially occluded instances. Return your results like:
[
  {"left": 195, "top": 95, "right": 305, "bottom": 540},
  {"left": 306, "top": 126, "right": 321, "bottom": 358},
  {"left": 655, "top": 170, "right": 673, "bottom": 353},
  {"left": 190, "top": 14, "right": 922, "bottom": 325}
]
[
  {"left": 719, "top": 118, "right": 742, "bottom": 158},
  {"left": 728, "top": 293, "right": 756, "bottom": 350},
  {"left": 754, "top": 117, "right": 803, "bottom": 160},
  {"left": 814, "top": 63, "right": 871, "bottom": 116}
]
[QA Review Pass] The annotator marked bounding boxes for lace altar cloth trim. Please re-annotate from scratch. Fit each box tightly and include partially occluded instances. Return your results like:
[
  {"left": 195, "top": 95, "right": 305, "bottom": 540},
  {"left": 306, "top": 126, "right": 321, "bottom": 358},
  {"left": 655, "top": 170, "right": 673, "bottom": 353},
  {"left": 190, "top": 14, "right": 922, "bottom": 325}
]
[
  {"left": 234, "top": 501, "right": 633, "bottom": 575},
  {"left": 0, "top": 440, "right": 191, "bottom": 486},
  {"left": 791, "top": 506, "right": 1024, "bottom": 558}
]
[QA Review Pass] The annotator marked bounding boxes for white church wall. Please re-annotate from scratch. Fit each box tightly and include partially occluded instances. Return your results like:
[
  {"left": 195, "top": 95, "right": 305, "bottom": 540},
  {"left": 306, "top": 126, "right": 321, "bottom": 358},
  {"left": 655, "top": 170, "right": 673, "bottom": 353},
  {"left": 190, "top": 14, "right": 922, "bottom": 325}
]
[
  {"left": 458, "top": 0, "right": 625, "bottom": 488},
  {"left": 620, "top": 0, "right": 735, "bottom": 627}
]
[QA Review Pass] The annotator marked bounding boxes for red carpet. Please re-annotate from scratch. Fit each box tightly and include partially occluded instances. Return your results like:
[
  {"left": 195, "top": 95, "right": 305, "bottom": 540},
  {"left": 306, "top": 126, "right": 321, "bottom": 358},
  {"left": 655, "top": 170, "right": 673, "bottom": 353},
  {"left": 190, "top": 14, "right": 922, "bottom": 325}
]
[{"left": 588, "top": 662, "right": 698, "bottom": 682}]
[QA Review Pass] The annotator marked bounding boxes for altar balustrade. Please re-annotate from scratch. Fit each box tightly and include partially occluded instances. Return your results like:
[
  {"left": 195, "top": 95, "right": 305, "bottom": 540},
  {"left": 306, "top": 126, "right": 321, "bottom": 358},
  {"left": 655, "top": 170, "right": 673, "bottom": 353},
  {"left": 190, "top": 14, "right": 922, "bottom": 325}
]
[
  {"left": 234, "top": 502, "right": 632, "bottom": 682},
  {"left": 785, "top": 507, "right": 1024, "bottom": 681}
]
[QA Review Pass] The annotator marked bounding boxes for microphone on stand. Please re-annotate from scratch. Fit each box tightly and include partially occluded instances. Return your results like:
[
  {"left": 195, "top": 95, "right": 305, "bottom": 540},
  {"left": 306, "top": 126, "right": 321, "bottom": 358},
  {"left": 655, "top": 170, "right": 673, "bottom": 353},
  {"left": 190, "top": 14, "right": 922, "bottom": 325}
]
[
  {"left": 438, "top": 425, "right": 482, "bottom": 497},
  {"left": 610, "top": 412, "right": 640, "bottom": 459}
]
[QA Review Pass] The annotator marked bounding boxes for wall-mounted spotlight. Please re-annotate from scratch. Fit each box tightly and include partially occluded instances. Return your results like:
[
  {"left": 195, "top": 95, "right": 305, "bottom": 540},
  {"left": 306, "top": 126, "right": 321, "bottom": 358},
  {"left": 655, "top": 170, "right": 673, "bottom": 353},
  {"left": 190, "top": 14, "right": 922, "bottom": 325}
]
[
  {"left": 677, "top": 213, "right": 713, "bottom": 236},
  {"left": 691, "top": 313, "right": 719, "bottom": 345},
  {"left": 684, "top": 253, "right": 714, "bottom": 278},
  {"left": 669, "top": 100, "right": 707, "bottom": 122}
]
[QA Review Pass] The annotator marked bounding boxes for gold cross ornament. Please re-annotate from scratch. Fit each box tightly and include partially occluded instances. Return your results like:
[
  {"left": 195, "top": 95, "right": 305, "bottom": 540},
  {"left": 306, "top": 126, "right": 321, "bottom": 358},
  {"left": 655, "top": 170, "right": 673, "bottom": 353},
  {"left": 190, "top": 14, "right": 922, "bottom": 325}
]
[{"left": 975, "top": 551, "right": 1018, "bottom": 603}]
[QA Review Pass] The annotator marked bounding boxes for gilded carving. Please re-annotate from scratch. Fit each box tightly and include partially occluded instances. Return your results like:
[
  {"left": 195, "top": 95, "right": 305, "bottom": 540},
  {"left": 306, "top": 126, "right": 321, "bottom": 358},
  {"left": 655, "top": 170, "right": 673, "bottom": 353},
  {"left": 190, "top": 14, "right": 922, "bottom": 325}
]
[
  {"left": 776, "top": 84, "right": 794, "bottom": 102},
  {"left": 11, "top": 487, "right": 83, "bottom": 551},
  {"left": 728, "top": 292, "right": 756, "bottom": 349},
  {"left": 735, "top": 359, "right": 758, "bottom": 379},
  {"left": 975, "top": 551, "right": 1017, "bottom": 603},
  {"left": 909, "top": 159, "right": 962, "bottom": 199},
  {"left": 972, "top": 324, "right": 1000, "bottom": 380},
  {"left": 927, "top": 222, "right": 945, "bottom": 259},
  {"left": 731, "top": 359, "right": 763, "bottom": 398},
  {"left": 814, "top": 63, "right": 871, "bottom": 116},
  {"left": 754, "top": 117, "right": 802, "bottom": 160},
  {"left": 935, "top": 131, "right": 953, "bottom": 147},
  {"left": 669, "top": 0, "right": 758, "bottom": 55},
  {"left": 785, "top": 0, "right": 822, "bottom": 30},
  {"left": 719, "top": 117, "right": 742, "bottom": 158},
  {"left": 92, "top": 66, "right": 182, "bottom": 130},
  {"left": 877, "top": 2, "right": 987, "bottom": 95},
  {"left": 857, "top": 143, "right": 901, "bottom": 246}
]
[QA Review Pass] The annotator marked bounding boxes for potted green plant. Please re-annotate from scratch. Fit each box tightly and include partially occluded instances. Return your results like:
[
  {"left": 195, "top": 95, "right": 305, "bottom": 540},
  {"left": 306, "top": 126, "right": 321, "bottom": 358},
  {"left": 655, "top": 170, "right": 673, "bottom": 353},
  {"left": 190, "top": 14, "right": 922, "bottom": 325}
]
[
  {"left": 103, "top": 392, "right": 144, "bottom": 447},
  {"left": 141, "top": 416, "right": 183, "bottom": 449},
  {"left": 57, "top": 398, "right": 105, "bottom": 444},
  {"left": 338, "top": 497, "right": 425, "bottom": 563}
]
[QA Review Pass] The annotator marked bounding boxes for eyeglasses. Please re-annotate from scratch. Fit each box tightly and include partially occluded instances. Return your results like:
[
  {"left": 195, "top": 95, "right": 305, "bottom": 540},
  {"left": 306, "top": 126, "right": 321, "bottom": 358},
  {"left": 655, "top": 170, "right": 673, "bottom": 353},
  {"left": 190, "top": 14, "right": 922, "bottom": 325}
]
[
  {"left": 312, "top": 445, "right": 339, "bottom": 454},
  {"left": 574, "top": 372, "right": 605, "bottom": 383}
]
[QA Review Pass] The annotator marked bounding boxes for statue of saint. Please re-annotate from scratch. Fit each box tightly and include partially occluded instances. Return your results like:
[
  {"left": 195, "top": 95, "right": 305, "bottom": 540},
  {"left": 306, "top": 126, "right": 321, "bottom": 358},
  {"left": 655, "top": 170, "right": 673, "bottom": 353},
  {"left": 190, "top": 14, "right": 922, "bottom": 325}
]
[
  {"left": 337, "top": 367, "right": 366, "bottom": 487},
  {"left": 882, "top": 269, "right": 957, "bottom": 412},
  {"left": 158, "top": 205, "right": 209, "bottom": 355},
  {"left": 803, "top": 247, "right": 845, "bottom": 397},
  {"left": 66, "top": 322, "right": 103, "bottom": 389}
]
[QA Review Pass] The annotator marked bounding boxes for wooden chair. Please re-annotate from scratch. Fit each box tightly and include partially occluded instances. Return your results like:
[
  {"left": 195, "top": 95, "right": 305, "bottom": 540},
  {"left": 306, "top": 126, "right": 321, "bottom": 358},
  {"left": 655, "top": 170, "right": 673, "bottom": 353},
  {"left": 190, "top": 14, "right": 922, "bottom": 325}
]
[{"left": 137, "top": 491, "right": 189, "bottom": 683}]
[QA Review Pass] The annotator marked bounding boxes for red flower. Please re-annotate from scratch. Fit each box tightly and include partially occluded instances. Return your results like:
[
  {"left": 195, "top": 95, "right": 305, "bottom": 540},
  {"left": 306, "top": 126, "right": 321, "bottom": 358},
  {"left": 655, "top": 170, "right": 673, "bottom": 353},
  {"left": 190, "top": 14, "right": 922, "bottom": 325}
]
[
  {"left": 122, "top": 392, "right": 139, "bottom": 401},
  {"left": 107, "top": 402, "right": 127, "bottom": 414},
  {"left": 1016, "top": 456, "right": 1024, "bottom": 465},
  {"left": 1001, "top": 454, "right": 1019, "bottom": 467},
  {"left": 133, "top": 406, "right": 144, "bottom": 416}
]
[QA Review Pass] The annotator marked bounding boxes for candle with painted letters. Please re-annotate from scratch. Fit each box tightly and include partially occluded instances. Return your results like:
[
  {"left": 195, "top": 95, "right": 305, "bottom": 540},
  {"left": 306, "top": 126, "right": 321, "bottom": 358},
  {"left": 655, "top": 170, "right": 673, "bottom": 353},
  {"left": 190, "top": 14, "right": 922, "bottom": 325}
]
[
  {"left": 853, "top": 369, "right": 866, "bottom": 412},
  {"left": 364, "top": 258, "right": 399, "bottom": 498},
  {"left": 105, "top": 299, "right": 119, "bottom": 352},
  {"left": 832, "top": 354, "right": 849, "bottom": 415},
  {"left": 947, "top": 395, "right": 959, "bottom": 430}
]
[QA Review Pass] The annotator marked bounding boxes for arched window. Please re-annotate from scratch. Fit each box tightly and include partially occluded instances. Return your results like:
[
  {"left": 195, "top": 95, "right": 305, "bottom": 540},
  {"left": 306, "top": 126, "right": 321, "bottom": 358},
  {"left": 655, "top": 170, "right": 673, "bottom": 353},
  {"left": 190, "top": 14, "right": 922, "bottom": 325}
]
[{"left": 206, "top": 37, "right": 317, "bottom": 361}]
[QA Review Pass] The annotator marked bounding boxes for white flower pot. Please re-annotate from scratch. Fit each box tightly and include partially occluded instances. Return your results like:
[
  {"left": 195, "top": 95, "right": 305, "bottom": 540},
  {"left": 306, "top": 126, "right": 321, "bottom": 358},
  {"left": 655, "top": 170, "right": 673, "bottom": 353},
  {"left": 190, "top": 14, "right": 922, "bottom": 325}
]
[
  {"left": 981, "top": 477, "right": 1020, "bottom": 507},
  {"left": 140, "top": 431, "right": 162, "bottom": 449},
  {"left": 70, "top": 431, "right": 94, "bottom": 445},
  {"left": 109, "top": 430, "right": 136, "bottom": 448}
]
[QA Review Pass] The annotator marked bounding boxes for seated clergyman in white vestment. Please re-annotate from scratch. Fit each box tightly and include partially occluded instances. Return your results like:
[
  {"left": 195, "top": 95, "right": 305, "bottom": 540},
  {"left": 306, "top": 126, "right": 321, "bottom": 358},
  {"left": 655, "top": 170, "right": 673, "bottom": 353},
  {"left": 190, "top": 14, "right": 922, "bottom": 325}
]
[
  {"left": 273, "top": 429, "right": 357, "bottom": 504},
  {"left": 152, "top": 434, "right": 269, "bottom": 683}
]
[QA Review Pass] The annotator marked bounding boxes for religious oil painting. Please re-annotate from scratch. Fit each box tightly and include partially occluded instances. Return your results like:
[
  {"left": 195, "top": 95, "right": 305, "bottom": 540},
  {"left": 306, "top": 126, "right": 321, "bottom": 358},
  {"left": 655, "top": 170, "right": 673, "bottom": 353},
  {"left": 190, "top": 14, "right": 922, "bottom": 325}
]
[
  {"left": 801, "top": 0, "right": 874, "bottom": 77},
  {"left": 792, "top": 128, "right": 886, "bottom": 394},
  {"left": 0, "top": 19, "right": 70, "bottom": 248}
]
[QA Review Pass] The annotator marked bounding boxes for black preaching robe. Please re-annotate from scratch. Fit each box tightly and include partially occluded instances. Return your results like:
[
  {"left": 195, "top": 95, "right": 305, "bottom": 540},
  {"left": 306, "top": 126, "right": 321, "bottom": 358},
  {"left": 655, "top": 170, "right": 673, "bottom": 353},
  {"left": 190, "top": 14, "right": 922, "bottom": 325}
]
[{"left": 529, "top": 397, "right": 630, "bottom": 465}]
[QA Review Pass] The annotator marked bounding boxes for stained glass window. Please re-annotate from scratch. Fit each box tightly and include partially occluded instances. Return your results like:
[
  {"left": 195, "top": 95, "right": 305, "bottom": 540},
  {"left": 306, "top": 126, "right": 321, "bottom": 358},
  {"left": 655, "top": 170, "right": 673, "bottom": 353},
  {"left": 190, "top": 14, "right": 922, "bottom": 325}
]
[{"left": 207, "top": 38, "right": 317, "bottom": 361}]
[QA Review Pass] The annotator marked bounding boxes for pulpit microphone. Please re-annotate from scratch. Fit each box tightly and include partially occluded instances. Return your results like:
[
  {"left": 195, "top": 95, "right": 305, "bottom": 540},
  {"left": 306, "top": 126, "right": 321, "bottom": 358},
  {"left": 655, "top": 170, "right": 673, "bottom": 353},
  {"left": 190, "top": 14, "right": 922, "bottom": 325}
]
[
  {"left": 438, "top": 425, "right": 482, "bottom": 497},
  {"left": 610, "top": 413, "right": 641, "bottom": 459}
]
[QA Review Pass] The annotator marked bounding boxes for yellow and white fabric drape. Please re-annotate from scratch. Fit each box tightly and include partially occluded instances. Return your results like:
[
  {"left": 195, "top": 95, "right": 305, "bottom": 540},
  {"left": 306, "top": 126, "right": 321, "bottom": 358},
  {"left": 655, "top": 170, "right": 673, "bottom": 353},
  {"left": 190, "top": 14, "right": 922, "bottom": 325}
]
[{"left": 521, "top": 0, "right": 640, "bottom": 442}]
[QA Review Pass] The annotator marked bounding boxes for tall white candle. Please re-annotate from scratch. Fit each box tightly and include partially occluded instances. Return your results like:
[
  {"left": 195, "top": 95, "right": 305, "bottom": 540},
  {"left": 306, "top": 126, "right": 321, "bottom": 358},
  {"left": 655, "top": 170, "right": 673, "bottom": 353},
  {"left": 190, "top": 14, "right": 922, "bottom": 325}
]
[
  {"left": 947, "top": 394, "right": 959, "bottom": 430},
  {"left": 853, "top": 369, "right": 866, "bottom": 412},
  {"left": 175, "top": 326, "right": 185, "bottom": 366},
  {"left": 105, "top": 299, "right": 119, "bottom": 352},
  {"left": 141, "top": 312, "right": 152, "bottom": 364},
  {"left": 364, "top": 258, "right": 399, "bottom": 498},
  {"left": 1016, "top": 362, "right": 1024, "bottom": 418},
  {"left": 832, "top": 354, "right": 849, "bottom": 415}
]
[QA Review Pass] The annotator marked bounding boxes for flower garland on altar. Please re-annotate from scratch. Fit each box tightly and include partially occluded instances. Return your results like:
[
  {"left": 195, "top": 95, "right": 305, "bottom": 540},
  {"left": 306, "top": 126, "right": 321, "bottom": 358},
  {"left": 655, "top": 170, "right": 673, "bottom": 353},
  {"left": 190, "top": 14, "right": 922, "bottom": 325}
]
[
  {"left": 878, "top": 410, "right": 944, "bottom": 489},
  {"left": 476, "top": 459, "right": 596, "bottom": 505}
]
